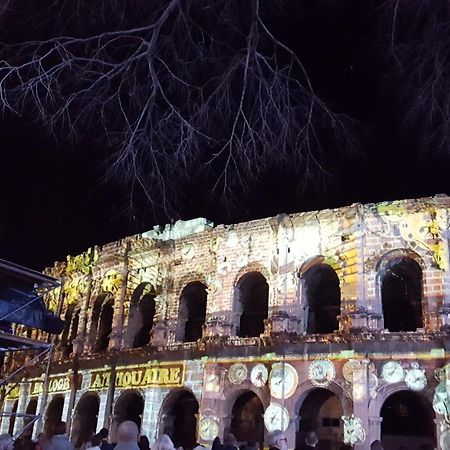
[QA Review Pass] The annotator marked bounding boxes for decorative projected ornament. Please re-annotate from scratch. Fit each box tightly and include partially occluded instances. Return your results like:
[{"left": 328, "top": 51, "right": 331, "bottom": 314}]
[
  {"left": 342, "top": 360, "right": 363, "bottom": 383},
  {"left": 251, "top": 364, "right": 268, "bottom": 388},
  {"left": 205, "top": 374, "right": 220, "bottom": 393},
  {"left": 269, "top": 362, "right": 299, "bottom": 399},
  {"left": 441, "top": 429, "right": 450, "bottom": 450},
  {"left": 199, "top": 417, "right": 219, "bottom": 441},
  {"left": 342, "top": 415, "right": 366, "bottom": 445},
  {"left": 381, "top": 361, "right": 405, "bottom": 384},
  {"left": 236, "top": 254, "right": 248, "bottom": 269},
  {"left": 308, "top": 359, "right": 336, "bottom": 387},
  {"left": 433, "top": 382, "right": 450, "bottom": 419},
  {"left": 181, "top": 243, "right": 195, "bottom": 260},
  {"left": 228, "top": 363, "right": 247, "bottom": 384},
  {"left": 210, "top": 236, "right": 221, "bottom": 253},
  {"left": 227, "top": 231, "right": 239, "bottom": 247},
  {"left": 369, "top": 373, "right": 378, "bottom": 399},
  {"left": 405, "top": 363, "right": 427, "bottom": 391},
  {"left": 264, "top": 403, "right": 290, "bottom": 433}
]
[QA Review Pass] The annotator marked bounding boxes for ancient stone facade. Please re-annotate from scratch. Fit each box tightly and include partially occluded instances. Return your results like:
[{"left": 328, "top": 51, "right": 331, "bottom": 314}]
[{"left": 3, "top": 195, "right": 450, "bottom": 449}]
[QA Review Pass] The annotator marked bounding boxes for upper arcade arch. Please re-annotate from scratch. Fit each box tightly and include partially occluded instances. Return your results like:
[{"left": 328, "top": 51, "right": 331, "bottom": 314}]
[
  {"left": 234, "top": 271, "right": 269, "bottom": 338},
  {"left": 376, "top": 250, "right": 424, "bottom": 332},
  {"left": 299, "top": 261, "right": 341, "bottom": 334}
]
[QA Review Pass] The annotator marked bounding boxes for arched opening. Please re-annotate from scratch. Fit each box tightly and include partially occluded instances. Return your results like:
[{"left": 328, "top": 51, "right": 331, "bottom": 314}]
[
  {"left": 130, "top": 284, "right": 156, "bottom": 348},
  {"left": 380, "top": 257, "right": 423, "bottom": 332},
  {"left": 178, "top": 282, "right": 207, "bottom": 342},
  {"left": 114, "top": 390, "right": 145, "bottom": 429},
  {"left": 296, "top": 388, "right": 343, "bottom": 450},
  {"left": 230, "top": 391, "right": 264, "bottom": 449},
  {"left": 95, "top": 297, "right": 114, "bottom": 352},
  {"left": 381, "top": 390, "right": 435, "bottom": 449},
  {"left": 161, "top": 390, "right": 199, "bottom": 450},
  {"left": 236, "top": 272, "right": 269, "bottom": 338},
  {"left": 62, "top": 305, "right": 79, "bottom": 358},
  {"left": 22, "top": 398, "right": 38, "bottom": 437},
  {"left": 302, "top": 264, "right": 340, "bottom": 334},
  {"left": 43, "top": 395, "right": 64, "bottom": 438},
  {"left": 71, "top": 393, "right": 100, "bottom": 448},
  {"left": 8, "top": 400, "right": 18, "bottom": 436}
]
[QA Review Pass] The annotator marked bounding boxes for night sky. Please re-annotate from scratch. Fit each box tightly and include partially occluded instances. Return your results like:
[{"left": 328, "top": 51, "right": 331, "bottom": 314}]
[{"left": 0, "top": 1, "right": 449, "bottom": 271}]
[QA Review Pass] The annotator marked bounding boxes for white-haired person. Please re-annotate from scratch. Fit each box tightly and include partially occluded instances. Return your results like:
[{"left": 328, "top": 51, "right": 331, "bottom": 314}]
[
  {"left": 153, "top": 435, "right": 175, "bottom": 450},
  {"left": 0, "top": 434, "right": 13, "bottom": 450},
  {"left": 268, "top": 430, "right": 288, "bottom": 450},
  {"left": 114, "top": 421, "right": 139, "bottom": 450}
]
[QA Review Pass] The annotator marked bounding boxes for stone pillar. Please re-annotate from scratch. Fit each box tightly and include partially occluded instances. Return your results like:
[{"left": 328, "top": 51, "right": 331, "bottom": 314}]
[
  {"left": 13, "top": 383, "right": 30, "bottom": 436},
  {"left": 1, "top": 399, "right": 14, "bottom": 434},
  {"left": 351, "top": 361, "right": 370, "bottom": 450},
  {"left": 74, "top": 276, "right": 93, "bottom": 355},
  {"left": 368, "top": 416, "right": 382, "bottom": 447},
  {"left": 97, "top": 391, "right": 109, "bottom": 433}
]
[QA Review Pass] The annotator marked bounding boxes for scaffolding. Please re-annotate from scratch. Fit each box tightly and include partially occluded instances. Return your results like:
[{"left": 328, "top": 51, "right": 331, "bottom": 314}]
[{"left": 0, "top": 259, "right": 62, "bottom": 439}]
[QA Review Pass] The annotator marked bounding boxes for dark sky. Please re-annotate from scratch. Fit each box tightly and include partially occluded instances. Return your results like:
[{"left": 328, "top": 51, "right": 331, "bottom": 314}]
[{"left": 0, "top": 1, "right": 449, "bottom": 271}]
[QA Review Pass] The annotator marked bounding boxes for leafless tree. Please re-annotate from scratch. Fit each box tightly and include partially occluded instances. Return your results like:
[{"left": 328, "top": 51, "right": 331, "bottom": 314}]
[{"left": 0, "top": 0, "right": 357, "bottom": 214}]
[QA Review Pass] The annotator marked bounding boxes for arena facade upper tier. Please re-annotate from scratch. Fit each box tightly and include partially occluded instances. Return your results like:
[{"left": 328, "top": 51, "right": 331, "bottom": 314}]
[{"left": 3, "top": 195, "right": 450, "bottom": 450}]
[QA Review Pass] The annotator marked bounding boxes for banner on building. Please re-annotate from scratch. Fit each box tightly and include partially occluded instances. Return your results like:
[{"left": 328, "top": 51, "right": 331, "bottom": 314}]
[
  {"left": 89, "top": 362, "right": 185, "bottom": 390},
  {"left": 30, "top": 374, "right": 81, "bottom": 396}
]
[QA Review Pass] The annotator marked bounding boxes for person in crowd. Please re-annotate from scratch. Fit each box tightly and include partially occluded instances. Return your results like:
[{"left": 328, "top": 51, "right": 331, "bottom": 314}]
[
  {"left": 138, "top": 437, "right": 150, "bottom": 450},
  {"left": 211, "top": 437, "right": 221, "bottom": 450},
  {"left": 192, "top": 444, "right": 206, "bottom": 450},
  {"left": 370, "top": 441, "right": 383, "bottom": 450},
  {"left": 242, "top": 441, "right": 256, "bottom": 450},
  {"left": 80, "top": 433, "right": 94, "bottom": 450},
  {"left": 0, "top": 434, "right": 14, "bottom": 450},
  {"left": 43, "top": 422, "right": 73, "bottom": 450},
  {"left": 114, "top": 422, "right": 139, "bottom": 450},
  {"left": 35, "top": 433, "right": 47, "bottom": 450},
  {"left": 152, "top": 435, "right": 174, "bottom": 450},
  {"left": 97, "top": 430, "right": 114, "bottom": 450},
  {"left": 267, "top": 430, "right": 288, "bottom": 450},
  {"left": 299, "top": 431, "right": 319, "bottom": 450},
  {"left": 86, "top": 436, "right": 102, "bottom": 450},
  {"left": 222, "top": 434, "right": 238, "bottom": 450},
  {"left": 339, "top": 445, "right": 353, "bottom": 450}
]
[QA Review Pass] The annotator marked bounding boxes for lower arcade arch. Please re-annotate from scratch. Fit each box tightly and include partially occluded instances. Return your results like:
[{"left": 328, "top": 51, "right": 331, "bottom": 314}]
[
  {"left": 71, "top": 393, "right": 100, "bottom": 447},
  {"left": 43, "top": 395, "right": 64, "bottom": 438},
  {"left": 8, "top": 400, "right": 18, "bottom": 436},
  {"left": 23, "top": 398, "right": 38, "bottom": 437},
  {"left": 296, "top": 388, "right": 344, "bottom": 450},
  {"left": 380, "top": 390, "right": 435, "bottom": 449},
  {"left": 230, "top": 391, "right": 264, "bottom": 449},
  {"left": 160, "top": 390, "right": 199, "bottom": 450},
  {"left": 113, "top": 390, "right": 145, "bottom": 428}
]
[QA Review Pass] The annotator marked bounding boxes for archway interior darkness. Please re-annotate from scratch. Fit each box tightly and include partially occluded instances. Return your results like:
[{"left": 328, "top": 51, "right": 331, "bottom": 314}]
[
  {"left": 163, "top": 391, "right": 199, "bottom": 450},
  {"left": 72, "top": 394, "right": 100, "bottom": 447},
  {"left": 23, "top": 399, "right": 38, "bottom": 437},
  {"left": 297, "top": 389, "right": 343, "bottom": 450},
  {"left": 95, "top": 297, "right": 114, "bottom": 352},
  {"left": 44, "top": 395, "right": 64, "bottom": 438},
  {"left": 180, "top": 282, "right": 207, "bottom": 342},
  {"left": 62, "top": 305, "right": 79, "bottom": 357},
  {"left": 230, "top": 391, "right": 264, "bottom": 449},
  {"left": 237, "top": 272, "right": 269, "bottom": 338},
  {"left": 132, "top": 285, "right": 156, "bottom": 348},
  {"left": 303, "top": 264, "right": 340, "bottom": 333},
  {"left": 380, "top": 257, "right": 423, "bottom": 332},
  {"left": 114, "top": 391, "right": 145, "bottom": 429},
  {"left": 8, "top": 400, "right": 18, "bottom": 435}
]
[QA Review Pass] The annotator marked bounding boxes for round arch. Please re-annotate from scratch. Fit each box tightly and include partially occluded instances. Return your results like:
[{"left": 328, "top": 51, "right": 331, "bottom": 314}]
[
  {"left": 159, "top": 388, "right": 199, "bottom": 450},
  {"left": 22, "top": 398, "right": 38, "bottom": 437},
  {"left": 43, "top": 395, "right": 64, "bottom": 438},
  {"left": 71, "top": 392, "right": 100, "bottom": 447}
]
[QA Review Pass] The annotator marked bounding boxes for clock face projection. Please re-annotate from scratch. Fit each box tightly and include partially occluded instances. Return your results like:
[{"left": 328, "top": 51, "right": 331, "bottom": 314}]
[
  {"left": 199, "top": 417, "right": 219, "bottom": 441},
  {"left": 264, "top": 403, "right": 290, "bottom": 433},
  {"left": 405, "top": 363, "right": 427, "bottom": 391},
  {"left": 181, "top": 243, "right": 195, "bottom": 260},
  {"left": 251, "top": 363, "right": 269, "bottom": 388},
  {"left": 269, "top": 362, "right": 299, "bottom": 399},
  {"left": 342, "top": 359, "right": 363, "bottom": 383},
  {"left": 228, "top": 363, "right": 248, "bottom": 384},
  {"left": 381, "top": 361, "right": 405, "bottom": 384},
  {"left": 308, "top": 359, "right": 336, "bottom": 387}
]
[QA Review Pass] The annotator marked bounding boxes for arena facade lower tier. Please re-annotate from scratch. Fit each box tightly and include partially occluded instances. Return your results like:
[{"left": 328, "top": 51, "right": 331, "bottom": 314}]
[{"left": 3, "top": 195, "right": 450, "bottom": 450}]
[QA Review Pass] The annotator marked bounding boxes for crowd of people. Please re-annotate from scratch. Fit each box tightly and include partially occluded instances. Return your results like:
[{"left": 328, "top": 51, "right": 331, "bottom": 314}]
[{"left": 0, "top": 424, "right": 430, "bottom": 450}]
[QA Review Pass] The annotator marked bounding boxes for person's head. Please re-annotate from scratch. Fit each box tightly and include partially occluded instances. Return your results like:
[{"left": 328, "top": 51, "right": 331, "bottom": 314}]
[
  {"left": 211, "top": 437, "right": 221, "bottom": 450},
  {"left": 223, "top": 434, "right": 237, "bottom": 446},
  {"left": 117, "top": 421, "right": 139, "bottom": 444},
  {"left": 98, "top": 429, "right": 109, "bottom": 440},
  {"left": 370, "top": 440, "right": 383, "bottom": 450},
  {"left": 153, "top": 434, "right": 175, "bottom": 450},
  {"left": 268, "top": 430, "right": 287, "bottom": 450},
  {"left": 37, "top": 433, "right": 45, "bottom": 444},
  {"left": 0, "top": 434, "right": 13, "bottom": 450},
  {"left": 91, "top": 435, "right": 102, "bottom": 447},
  {"left": 305, "top": 431, "right": 318, "bottom": 446},
  {"left": 139, "top": 436, "right": 150, "bottom": 450},
  {"left": 53, "top": 422, "right": 67, "bottom": 436}
]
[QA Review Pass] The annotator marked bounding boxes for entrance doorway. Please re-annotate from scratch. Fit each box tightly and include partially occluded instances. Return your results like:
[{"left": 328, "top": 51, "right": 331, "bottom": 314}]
[
  {"left": 381, "top": 391, "right": 435, "bottom": 449},
  {"left": 162, "top": 390, "right": 199, "bottom": 450},
  {"left": 72, "top": 394, "right": 100, "bottom": 447},
  {"left": 44, "top": 395, "right": 64, "bottom": 438},
  {"left": 230, "top": 391, "right": 264, "bottom": 449},
  {"left": 297, "top": 389, "right": 343, "bottom": 450}
]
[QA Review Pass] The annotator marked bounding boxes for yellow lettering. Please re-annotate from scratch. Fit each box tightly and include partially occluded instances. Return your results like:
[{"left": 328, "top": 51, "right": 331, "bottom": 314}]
[
  {"left": 116, "top": 372, "right": 124, "bottom": 387},
  {"left": 91, "top": 374, "right": 103, "bottom": 389},
  {"left": 142, "top": 369, "right": 152, "bottom": 385},
  {"left": 160, "top": 368, "right": 170, "bottom": 384},
  {"left": 169, "top": 368, "right": 181, "bottom": 384},
  {"left": 122, "top": 372, "right": 132, "bottom": 388},
  {"left": 132, "top": 370, "right": 143, "bottom": 386}
]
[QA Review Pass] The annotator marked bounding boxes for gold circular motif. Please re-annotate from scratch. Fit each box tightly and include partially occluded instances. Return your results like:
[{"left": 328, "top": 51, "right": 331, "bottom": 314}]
[{"left": 342, "top": 360, "right": 363, "bottom": 383}]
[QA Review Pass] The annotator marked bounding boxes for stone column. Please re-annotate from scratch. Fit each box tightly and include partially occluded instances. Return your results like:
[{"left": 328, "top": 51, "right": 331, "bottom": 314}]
[
  {"left": 74, "top": 276, "right": 93, "bottom": 355},
  {"left": 351, "top": 361, "right": 370, "bottom": 450},
  {"left": 1, "top": 399, "right": 14, "bottom": 434},
  {"left": 13, "top": 383, "right": 30, "bottom": 436}
]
